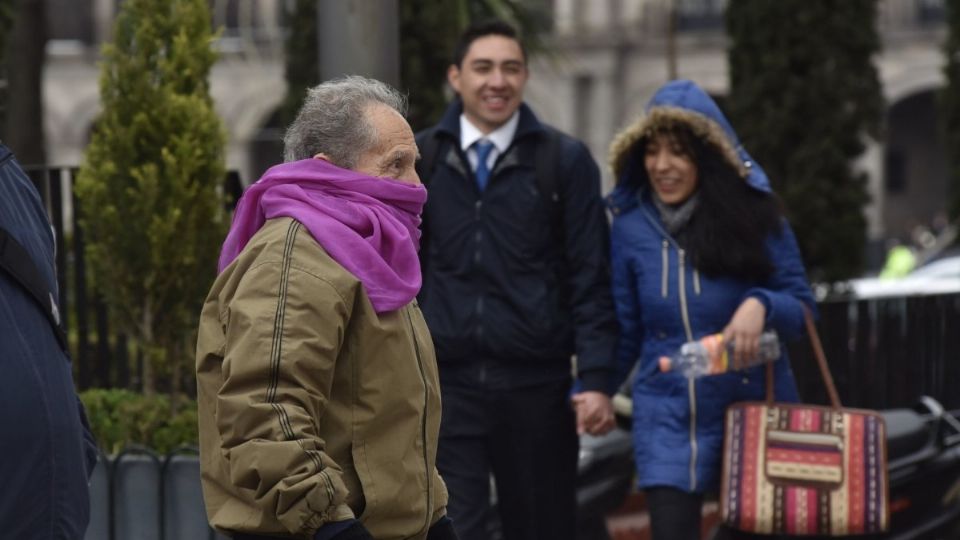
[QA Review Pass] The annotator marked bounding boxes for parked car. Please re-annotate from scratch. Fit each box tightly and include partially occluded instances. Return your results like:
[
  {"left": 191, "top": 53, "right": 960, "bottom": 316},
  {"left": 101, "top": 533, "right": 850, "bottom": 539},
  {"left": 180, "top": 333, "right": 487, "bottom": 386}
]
[{"left": 824, "top": 251, "right": 960, "bottom": 300}]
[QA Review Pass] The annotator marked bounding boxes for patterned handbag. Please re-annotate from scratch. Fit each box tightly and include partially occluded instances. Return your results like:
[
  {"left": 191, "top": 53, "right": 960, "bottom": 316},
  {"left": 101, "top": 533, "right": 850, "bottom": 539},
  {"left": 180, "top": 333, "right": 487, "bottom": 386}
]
[{"left": 720, "top": 310, "right": 889, "bottom": 536}]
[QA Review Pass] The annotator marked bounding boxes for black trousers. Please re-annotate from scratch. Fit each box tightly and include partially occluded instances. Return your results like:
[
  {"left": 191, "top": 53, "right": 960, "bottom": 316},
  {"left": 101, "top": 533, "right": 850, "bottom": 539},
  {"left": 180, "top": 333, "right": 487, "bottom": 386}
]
[
  {"left": 646, "top": 487, "right": 783, "bottom": 540},
  {"left": 437, "top": 380, "right": 578, "bottom": 540}
]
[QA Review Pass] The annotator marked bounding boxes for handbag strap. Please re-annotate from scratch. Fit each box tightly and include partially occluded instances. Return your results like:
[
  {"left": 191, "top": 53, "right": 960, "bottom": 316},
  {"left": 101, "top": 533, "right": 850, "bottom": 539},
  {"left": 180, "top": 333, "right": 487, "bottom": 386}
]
[{"left": 765, "top": 306, "right": 842, "bottom": 409}]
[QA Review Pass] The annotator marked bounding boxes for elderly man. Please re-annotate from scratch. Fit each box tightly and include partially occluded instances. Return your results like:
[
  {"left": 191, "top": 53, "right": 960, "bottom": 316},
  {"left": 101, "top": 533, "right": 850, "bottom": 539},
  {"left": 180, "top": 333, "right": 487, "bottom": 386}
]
[{"left": 196, "top": 76, "right": 455, "bottom": 540}]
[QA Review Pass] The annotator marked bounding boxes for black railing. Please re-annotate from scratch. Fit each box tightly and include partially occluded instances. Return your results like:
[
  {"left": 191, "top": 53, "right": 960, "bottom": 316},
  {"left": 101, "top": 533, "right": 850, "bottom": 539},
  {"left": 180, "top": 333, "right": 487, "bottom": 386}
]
[
  {"left": 26, "top": 166, "right": 242, "bottom": 391},
  {"left": 789, "top": 293, "right": 960, "bottom": 410}
]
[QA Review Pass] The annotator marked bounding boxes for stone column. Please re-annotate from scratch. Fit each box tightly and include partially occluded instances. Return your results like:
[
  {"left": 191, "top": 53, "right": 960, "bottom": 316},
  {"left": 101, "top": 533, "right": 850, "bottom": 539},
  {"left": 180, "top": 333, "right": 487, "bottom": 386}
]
[{"left": 317, "top": 0, "right": 399, "bottom": 86}]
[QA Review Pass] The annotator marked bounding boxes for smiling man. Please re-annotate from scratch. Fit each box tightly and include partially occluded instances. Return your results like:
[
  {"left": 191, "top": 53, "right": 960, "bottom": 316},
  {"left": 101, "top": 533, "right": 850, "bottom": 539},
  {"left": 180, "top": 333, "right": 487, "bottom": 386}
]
[
  {"left": 196, "top": 76, "right": 455, "bottom": 540},
  {"left": 416, "top": 20, "right": 619, "bottom": 540}
]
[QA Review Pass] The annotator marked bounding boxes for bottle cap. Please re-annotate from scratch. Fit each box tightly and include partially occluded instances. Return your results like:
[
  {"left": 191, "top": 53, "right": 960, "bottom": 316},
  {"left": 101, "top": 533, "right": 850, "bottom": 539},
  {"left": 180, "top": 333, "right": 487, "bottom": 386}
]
[{"left": 658, "top": 356, "right": 671, "bottom": 372}]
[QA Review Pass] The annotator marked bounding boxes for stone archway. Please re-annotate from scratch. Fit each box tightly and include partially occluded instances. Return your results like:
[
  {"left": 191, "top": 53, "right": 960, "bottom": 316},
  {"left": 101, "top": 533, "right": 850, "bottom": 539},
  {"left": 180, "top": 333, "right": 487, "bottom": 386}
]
[{"left": 211, "top": 70, "right": 286, "bottom": 185}]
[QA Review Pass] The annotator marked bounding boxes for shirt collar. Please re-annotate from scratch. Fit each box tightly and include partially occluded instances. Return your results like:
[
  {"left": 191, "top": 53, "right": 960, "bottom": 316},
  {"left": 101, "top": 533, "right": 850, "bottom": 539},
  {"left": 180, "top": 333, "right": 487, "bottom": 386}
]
[{"left": 459, "top": 111, "right": 520, "bottom": 154}]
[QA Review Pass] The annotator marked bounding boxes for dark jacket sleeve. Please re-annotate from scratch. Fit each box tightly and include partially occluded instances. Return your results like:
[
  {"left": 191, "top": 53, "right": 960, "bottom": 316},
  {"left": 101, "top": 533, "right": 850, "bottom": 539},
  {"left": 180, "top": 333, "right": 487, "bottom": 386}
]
[
  {"left": 609, "top": 217, "right": 644, "bottom": 389},
  {"left": 560, "top": 139, "right": 619, "bottom": 393}
]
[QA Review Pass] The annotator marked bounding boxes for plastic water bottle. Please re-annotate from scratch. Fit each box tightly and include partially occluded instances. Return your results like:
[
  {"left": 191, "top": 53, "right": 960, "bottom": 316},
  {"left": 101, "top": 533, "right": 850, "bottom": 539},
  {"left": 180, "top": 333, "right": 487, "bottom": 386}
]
[{"left": 658, "top": 330, "right": 781, "bottom": 378}]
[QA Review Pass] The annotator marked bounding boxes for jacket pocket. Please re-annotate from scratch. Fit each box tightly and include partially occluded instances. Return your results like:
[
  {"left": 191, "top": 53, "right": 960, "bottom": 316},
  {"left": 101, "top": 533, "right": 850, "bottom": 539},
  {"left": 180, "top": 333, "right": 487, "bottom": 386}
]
[
  {"left": 351, "top": 442, "right": 378, "bottom": 520},
  {"left": 502, "top": 176, "right": 552, "bottom": 266}
]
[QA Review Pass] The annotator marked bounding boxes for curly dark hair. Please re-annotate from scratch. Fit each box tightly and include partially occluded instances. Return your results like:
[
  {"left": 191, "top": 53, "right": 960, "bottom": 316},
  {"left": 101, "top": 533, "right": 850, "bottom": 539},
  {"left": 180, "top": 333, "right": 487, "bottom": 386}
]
[{"left": 645, "top": 124, "right": 783, "bottom": 282}]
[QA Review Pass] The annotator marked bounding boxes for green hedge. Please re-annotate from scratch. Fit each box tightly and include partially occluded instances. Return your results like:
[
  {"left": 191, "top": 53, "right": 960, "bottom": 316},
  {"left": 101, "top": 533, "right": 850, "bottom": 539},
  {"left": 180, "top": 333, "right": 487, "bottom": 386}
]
[{"left": 79, "top": 388, "right": 198, "bottom": 455}]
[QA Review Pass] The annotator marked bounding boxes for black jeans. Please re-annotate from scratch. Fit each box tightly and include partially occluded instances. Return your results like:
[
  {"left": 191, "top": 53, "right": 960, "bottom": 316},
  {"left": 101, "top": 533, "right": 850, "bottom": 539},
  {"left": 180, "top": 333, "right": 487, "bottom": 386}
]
[
  {"left": 646, "top": 487, "right": 703, "bottom": 540},
  {"left": 437, "top": 380, "right": 578, "bottom": 540},
  {"left": 646, "top": 487, "right": 777, "bottom": 540}
]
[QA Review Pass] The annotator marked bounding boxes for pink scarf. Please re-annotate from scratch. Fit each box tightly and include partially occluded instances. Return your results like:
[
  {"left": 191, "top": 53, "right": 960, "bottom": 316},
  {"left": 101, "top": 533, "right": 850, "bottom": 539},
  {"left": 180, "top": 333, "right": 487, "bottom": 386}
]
[{"left": 218, "top": 158, "right": 427, "bottom": 313}]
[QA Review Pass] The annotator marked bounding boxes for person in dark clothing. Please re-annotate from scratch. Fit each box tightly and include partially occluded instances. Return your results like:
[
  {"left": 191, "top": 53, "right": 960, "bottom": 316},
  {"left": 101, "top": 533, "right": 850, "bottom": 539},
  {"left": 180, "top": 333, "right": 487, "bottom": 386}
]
[
  {"left": 0, "top": 143, "right": 98, "bottom": 539},
  {"left": 416, "top": 20, "right": 619, "bottom": 540}
]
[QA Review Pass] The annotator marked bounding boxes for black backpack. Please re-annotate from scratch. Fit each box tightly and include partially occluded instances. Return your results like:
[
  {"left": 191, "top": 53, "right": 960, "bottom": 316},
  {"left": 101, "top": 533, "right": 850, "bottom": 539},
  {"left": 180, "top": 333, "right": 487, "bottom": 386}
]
[{"left": 0, "top": 225, "right": 68, "bottom": 353}]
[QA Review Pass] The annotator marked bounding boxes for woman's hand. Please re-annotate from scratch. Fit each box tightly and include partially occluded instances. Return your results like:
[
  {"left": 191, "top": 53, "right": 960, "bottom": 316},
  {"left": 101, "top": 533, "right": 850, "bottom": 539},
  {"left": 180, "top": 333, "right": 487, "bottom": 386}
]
[{"left": 722, "top": 297, "right": 766, "bottom": 369}]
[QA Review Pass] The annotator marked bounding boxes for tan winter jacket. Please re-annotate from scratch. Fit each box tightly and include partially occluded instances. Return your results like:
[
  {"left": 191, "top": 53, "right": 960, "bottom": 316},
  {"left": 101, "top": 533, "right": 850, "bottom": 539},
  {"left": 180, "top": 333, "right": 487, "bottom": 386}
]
[{"left": 196, "top": 217, "right": 447, "bottom": 539}]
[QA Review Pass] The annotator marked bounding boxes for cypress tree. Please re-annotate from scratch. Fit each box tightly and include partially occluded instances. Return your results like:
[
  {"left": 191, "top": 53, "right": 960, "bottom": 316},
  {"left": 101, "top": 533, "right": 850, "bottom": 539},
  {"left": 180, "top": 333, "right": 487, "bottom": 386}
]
[
  {"left": 941, "top": 0, "right": 960, "bottom": 224},
  {"left": 75, "top": 0, "right": 226, "bottom": 396},
  {"left": 726, "top": 0, "right": 883, "bottom": 281},
  {"left": 278, "top": 0, "right": 320, "bottom": 127}
]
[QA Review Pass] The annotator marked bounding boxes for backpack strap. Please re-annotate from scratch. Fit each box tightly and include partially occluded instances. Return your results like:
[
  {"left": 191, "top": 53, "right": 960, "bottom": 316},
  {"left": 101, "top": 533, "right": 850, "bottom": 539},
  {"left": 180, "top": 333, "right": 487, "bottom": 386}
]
[
  {"left": 534, "top": 126, "right": 565, "bottom": 244},
  {"left": 416, "top": 126, "right": 445, "bottom": 272},
  {"left": 0, "top": 226, "right": 68, "bottom": 353},
  {"left": 417, "top": 125, "right": 443, "bottom": 189}
]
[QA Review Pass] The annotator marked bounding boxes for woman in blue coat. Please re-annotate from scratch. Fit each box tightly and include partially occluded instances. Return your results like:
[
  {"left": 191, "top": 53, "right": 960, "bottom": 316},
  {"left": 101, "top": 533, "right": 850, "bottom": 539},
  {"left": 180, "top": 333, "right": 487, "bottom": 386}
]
[{"left": 607, "top": 80, "right": 816, "bottom": 539}]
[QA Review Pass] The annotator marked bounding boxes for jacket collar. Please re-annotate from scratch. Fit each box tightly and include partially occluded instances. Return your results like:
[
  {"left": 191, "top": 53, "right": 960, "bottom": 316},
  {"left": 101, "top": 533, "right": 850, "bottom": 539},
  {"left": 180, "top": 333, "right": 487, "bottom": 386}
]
[{"left": 436, "top": 98, "right": 546, "bottom": 145}]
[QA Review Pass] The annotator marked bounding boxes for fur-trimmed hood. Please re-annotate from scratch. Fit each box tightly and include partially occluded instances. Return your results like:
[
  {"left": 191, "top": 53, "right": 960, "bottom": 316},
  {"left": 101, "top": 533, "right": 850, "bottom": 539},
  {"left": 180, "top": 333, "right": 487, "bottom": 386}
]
[{"left": 607, "top": 79, "right": 770, "bottom": 210}]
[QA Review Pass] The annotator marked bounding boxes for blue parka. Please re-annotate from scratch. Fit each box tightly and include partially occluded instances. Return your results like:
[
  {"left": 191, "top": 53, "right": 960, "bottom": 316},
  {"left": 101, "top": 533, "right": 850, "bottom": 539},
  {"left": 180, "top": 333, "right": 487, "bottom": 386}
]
[{"left": 606, "top": 80, "right": 816, "bottom": 493}]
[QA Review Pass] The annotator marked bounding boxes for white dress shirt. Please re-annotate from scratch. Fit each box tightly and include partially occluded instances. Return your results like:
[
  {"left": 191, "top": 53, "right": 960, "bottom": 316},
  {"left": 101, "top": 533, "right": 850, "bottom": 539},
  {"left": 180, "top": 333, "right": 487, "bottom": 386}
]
[{"left": 459, "top": 112, "right": 520, "bottom": 173}]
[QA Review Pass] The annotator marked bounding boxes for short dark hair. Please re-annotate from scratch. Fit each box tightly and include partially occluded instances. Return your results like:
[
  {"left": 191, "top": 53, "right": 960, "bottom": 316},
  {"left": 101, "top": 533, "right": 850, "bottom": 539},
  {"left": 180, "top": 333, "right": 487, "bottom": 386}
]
[{"left": 452, "top": 19, "right": 527, "bottom": 68}]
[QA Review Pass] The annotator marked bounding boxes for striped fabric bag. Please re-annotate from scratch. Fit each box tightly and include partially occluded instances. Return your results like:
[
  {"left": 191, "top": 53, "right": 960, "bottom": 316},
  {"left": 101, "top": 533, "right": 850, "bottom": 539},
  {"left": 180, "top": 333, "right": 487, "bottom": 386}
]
[{"left": 720, "top": 311, "right": 889, "bottom": 536}]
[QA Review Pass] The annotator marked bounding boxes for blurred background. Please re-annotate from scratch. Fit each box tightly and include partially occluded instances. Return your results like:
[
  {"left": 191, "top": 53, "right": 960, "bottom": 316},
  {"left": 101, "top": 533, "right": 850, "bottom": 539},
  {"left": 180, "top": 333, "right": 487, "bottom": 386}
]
[{"left": 2, "top": 0, "right": 954, "bottom": 271}]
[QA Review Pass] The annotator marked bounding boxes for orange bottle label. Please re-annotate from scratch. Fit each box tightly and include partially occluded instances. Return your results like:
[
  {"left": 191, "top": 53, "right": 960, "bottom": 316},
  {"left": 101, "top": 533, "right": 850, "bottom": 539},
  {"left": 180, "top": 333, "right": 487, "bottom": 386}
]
[{"left": 701, "top": 333, "right": 728, "bottom": 374}]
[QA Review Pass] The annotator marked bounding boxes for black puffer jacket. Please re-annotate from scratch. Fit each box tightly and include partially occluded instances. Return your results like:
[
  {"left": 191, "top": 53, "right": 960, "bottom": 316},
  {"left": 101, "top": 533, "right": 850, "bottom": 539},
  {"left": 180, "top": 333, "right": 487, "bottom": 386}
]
[{"left": 416, "top": 101, "right": 617, "bottom": 392}]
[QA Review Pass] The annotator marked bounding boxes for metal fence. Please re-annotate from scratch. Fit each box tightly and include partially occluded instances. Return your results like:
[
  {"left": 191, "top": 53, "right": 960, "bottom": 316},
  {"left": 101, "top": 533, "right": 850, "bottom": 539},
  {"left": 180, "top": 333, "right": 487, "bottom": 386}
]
[
  {"left": 86, "top": 446, "right": 225, "bottom": 540},
  {"left": 26, "top": 166, "right": 242, "bottom": 391},
  {"left": 789, "top": 293, "right": 960, "bottom": 410}
]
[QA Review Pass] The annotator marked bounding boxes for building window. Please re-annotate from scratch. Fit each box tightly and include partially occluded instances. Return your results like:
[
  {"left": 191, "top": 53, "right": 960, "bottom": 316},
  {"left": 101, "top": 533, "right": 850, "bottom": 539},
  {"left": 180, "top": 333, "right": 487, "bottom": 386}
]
[
  {"left": 49, "top": 0, "right": 94, "bottom": 43},
  {"left": 676, "top": 0, "right": 727, "bottom": 31},
  {"left": 917, "top": 0, "right": 945, "bottom": 26},
  {"left": 885, "top": 149, "right": 906, "bottom": 195}
]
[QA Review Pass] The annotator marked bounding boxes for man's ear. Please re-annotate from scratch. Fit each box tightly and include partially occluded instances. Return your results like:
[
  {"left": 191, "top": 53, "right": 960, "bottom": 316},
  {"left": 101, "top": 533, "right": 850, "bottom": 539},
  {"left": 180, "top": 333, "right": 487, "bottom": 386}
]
[
  {"left": 313, "top": 153, "right": 331, "bottom": 162},
  {"left": 447, "top": 64, "right": 461, "bottom": 94}
]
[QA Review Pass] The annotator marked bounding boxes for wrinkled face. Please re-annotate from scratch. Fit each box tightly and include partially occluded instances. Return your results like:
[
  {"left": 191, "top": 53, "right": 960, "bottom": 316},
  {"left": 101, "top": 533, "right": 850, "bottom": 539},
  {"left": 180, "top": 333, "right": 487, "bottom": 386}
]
[
  {"left": 350, "top": 103, "right": 421, "bottom": 184},
  {"left": 644, "top": 134, "right": 699, "bottom": 205},
  {"left": 447, "top": 35, "right": 528, "bottom": 134}
]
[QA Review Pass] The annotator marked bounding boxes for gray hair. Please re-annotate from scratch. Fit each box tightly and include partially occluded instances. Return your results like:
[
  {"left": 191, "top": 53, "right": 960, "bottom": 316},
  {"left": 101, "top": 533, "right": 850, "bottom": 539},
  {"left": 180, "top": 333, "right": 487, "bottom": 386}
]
[{"left": 282, "top": 75, "right": 409, "bottom": 167}]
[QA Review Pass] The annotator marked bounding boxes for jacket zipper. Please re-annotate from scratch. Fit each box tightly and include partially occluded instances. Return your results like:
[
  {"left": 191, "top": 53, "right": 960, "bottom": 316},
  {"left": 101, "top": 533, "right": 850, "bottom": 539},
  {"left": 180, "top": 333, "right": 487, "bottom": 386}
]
[
  {"left": 678, "top": 249, "right": 697, "bottom": 491},
  {"left": 404, "top": 308, "right": 433, "bottom": 533},
  {"left": 642, "top": 200, "right": 700, "bottom": 491},
  {"left": 661, "top": 240, "right": 669, "bottom": 298}
]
